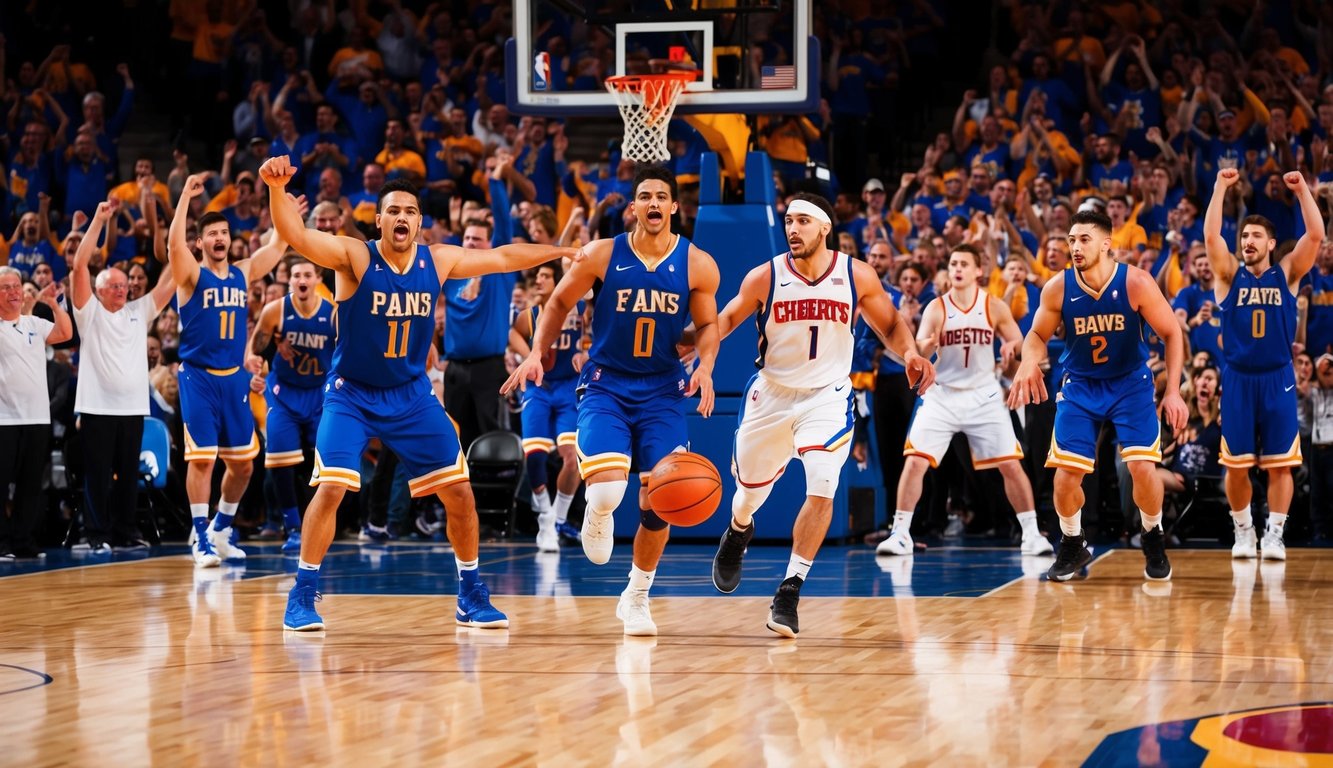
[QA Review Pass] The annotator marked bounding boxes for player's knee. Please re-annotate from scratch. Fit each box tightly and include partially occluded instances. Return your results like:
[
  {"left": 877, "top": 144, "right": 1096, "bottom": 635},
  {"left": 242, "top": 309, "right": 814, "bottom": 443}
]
[
  {"left": 902, "top": 455, "right": 931, "bottom": 477},
  {"left": 802, "top": 452, "right": 843, "bottom": 499},
  {"left": 639, "top": 506, "right": 669, "bottom": 531},
  {"left": 585, "top": 479, "right": 627, "bottom": 516}
]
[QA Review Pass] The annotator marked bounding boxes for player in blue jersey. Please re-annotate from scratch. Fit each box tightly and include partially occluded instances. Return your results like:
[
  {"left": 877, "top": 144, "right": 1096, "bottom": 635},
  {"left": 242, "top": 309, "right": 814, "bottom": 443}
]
[
  {"left": 1205, "top": 168, "right": 1324, "bottom": 561},
  {"left": 1009, "top": 209, "right": 1188, "bottom": 582},
  {"left": 503, "top": 166, "right": 721, "bottom": 636},
  {"left": 259, "top": 154, "right": 576, "bottom": 632},
  {"left": 508, "top": 260, "right": 585, "bottom": 552},
  {"left": 169, "top": 174, "right": 293, "bottom": 568},
  {"left": 245, "top": 257, "right": 336, "bottom": 554}
]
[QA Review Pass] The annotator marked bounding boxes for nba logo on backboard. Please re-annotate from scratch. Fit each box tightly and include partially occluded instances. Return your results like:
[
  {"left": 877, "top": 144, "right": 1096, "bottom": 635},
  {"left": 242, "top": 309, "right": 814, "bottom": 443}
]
[{"left": 534, "top": 52, "right": 551, "bottom": 91}]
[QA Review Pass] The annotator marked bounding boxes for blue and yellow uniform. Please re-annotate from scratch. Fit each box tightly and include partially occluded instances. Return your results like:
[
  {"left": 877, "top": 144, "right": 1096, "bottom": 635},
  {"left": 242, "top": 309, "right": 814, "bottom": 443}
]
[
  {"left": 311, "top": 241, "right": 467, "bottom": 496},
  {"left": 1047, "top": 263, "right": 1161, "bottom": 472},
  {"left": 264, "top": 295, "right": 336, "bottom": 468},
  {"left": 577, "top": 234, "right": 692, "bottom": 477},
  {"left": 178, "top": 265, "right": 259, "bottom": 462},
  {"left": 521, "top": 300, "right": 583, "bottom": 456},
  {"left": 1218, "top": 266, "right": 1302, "bottom": 469}
]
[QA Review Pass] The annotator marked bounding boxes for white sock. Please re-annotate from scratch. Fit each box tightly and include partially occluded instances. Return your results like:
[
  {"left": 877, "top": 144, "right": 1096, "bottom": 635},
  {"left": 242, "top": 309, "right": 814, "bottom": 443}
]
[
  {"left": 627, "top": 564, "right": 654, "bottom": 592},
  {"left": 785, "top": 554, "right": 813, "bottom": 581},
  {"left": 893, "top": 509, "right": 914, "bottom": 533},
  {"left": 1268, "top": 512, "right": 1288, "bottom": 533},
  {"left": 1016, "top": 510, "right": 1038, "bottom": 536},
  {"left": 1231, "top": 505, "right": 1253, "bottom": 529},
  {"left": 531, "top": 489, "right": 551, "bottom": 515},
  {"left": 1059, "top": 510, "right": 1082, "bottom": 537},
  {"left": 1140, "top": 510, "right": 1162, "bottom": 532},
  {"left": 553, "top": 491, "right": 575, "bottom": 524},
  {"left": 190, "top": 503, "right": 208, "bottom": 521},
  {"left": 218, "top": 500, "right": 239, "bottom": 517},
  {"left": 455, "top": 557, "right": 478, "bottom": 574},
  {"left": 297, "top": 559, "right": 320, "bottom": 571}
]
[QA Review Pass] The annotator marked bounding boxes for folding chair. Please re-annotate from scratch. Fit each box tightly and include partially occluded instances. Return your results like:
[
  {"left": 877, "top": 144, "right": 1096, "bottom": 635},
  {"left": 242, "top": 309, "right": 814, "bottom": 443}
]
[{"left": 466, "top": 431, "right": 525, "bottom": 538}]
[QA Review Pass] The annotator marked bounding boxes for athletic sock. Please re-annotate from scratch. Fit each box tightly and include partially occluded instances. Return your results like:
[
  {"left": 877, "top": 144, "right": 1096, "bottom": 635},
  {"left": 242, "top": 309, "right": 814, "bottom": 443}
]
[
  {"left": 1060, "top": 510, "right": 1082, "bottom": 538},
  {"left": 627, "top": 564, "right": 655, "bottom": 593},
  {"left": 553, "top": 491, "right": 575, "bottom": 524},
  {"left": 1140, "top": 509, "right": 1162, "bottom": 532},
  {"left": 893, "top": 509, "right": 914, "bottom": 533},
  {"left": 213, "top": 500, "right": 239, "bottom": 531},
  {"left": 1231, "top": 505, "right": 1253, "bottom": 529},
  {"left": 785, "top": 554, "right": 813, "bottom": 581}
]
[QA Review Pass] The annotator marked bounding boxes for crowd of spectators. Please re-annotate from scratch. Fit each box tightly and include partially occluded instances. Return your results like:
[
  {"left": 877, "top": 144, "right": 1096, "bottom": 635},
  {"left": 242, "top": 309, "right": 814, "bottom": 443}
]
[{"left": 2, "top": 1, "right": 1333, "bottom": 552}]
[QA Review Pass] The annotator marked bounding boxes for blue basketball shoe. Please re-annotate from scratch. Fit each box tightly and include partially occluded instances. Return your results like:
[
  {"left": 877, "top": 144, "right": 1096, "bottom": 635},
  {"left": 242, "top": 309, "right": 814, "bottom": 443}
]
[
  {"left": 283, "top": 583, "right": 325, "bottom": 631},
  {"left": 456, "top": 580, "right": 509, "bottom": 628},
  {"left": 281, "top": 530, "right": 302, "bottom": 554}
]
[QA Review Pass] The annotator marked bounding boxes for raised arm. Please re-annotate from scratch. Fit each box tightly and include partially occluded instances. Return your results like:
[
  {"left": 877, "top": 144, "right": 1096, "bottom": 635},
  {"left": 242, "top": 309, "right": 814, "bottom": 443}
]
[
  {"left": 1007, "top": 272, "right": 1064, "bottom": 409},
  {"left": 852, "top": 259, "right": 934, "bottom": 392},
  {"left": 441, "top": 241, "right": 578, "bottom": 280},
  {"left": 1204, "top": 168, "right": 1241, "bottom": 291},
  {"left": 71, "top": 201, "right": 114, "bottom": 310},
  {"left": 168, "top": 173, "right": 206, "bottom": 293},
  {"left": 259, "top": 155, "right": 363, "bottom": 275},
  {"left": 1280, "top": 171, "right": 1326, "bottom": 285},
  {"left": 715, "top": 262, "right": 770, "bottom": 340},
  {"left": 501, "top": 239, "right": 609, "bottom": 393},
  {"left": 1129, "top": 266, "right": 1187, "bottom": 435},
  {"left": 37, "top": 282, "right": 72, "bottom": 344},
  {"left": 685, "top": 245, "right": 721, "bottom": 417}
]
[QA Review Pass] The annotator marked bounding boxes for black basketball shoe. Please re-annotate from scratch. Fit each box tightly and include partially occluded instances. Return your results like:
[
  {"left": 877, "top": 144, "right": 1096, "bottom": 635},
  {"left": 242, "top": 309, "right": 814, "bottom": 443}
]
[
  {"left": 1140, "top": 525, "right": 1172, "bottom": 581},
  {"left": 1047, "top": 534, "right": 1094, "bottom": 582},
  {"left": 766, "top": 576, "right": 802, "bottom": 637},
  {"left": 712, "top": 520, "right": 754, "bottom": 593}
]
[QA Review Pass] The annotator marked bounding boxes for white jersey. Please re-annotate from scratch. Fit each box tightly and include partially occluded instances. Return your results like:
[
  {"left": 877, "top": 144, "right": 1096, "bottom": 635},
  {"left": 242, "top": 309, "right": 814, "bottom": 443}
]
[
  {"left": 757, "top": 251, "right": 856, "bottom": 389},
  {"left": 933, "top": 289, "right": 998, "bottom": 390}
]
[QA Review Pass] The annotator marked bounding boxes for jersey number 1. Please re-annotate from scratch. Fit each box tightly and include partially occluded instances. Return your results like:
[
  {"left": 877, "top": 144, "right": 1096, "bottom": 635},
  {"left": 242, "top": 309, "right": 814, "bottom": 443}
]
[{"left": 386, "top": 320, "right": 411, "bottom": 358}]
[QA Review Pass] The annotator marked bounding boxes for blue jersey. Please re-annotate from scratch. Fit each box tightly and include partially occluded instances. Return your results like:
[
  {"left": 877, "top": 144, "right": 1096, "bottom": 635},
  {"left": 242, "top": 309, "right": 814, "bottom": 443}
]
[
  {"left": 332, "top": 241, "right": 440, "bottom": 387},
  {"left": 273, "top": 295, "right": 336, "bottom": 388},
  {"left": 530, "top": 299, "right": 585, "bottom": 382},
  {"left": 179, "top": 264, "right": 249, "bottom": 369},
  {"left": 1220, "top": 265, "right": 1296, "bottom": 373},
  {"left": 443, "top": 271, "right": 518, "bottom": 360},
  {"left": 1059, "top": 263, "right": 1149, "bottom": 379},
  {"left": 589, "top": 233, "right": 692, "bottom": 375}
]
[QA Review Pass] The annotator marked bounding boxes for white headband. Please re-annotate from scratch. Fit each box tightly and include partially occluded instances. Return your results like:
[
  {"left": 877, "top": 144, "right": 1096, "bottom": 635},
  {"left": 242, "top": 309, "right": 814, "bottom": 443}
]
[{"left": 786, "top": 199, "right": 831, "bottom": 225}]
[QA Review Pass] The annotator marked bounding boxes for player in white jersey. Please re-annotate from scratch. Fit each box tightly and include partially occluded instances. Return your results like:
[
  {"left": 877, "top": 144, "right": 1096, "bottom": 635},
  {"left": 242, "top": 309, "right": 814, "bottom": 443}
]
[
  {"left": 708, "top": 193, "right": 935, "bottom": 636},
  {"left": 877, "top": 244, "right": 1052, "bottom": 557}
]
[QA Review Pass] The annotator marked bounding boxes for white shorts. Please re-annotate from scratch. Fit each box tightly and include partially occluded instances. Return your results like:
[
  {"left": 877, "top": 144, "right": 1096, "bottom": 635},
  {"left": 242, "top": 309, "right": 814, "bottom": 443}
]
[
  {"left": 904, "top": 382, "right": 1023, "bottom": 468},
  {"left": 732, "top": 374, "right": 854, "bottom": 497}
]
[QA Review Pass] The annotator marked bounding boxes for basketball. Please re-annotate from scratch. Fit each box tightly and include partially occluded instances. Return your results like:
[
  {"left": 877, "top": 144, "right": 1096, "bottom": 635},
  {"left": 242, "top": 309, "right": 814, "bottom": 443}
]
[{"left": 647, "top": 452, "right": 722, "bottom": 526}]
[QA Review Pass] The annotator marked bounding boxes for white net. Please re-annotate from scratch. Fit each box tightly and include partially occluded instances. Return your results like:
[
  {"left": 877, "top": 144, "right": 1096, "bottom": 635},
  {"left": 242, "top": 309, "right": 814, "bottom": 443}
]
[{"left": 605, "top": 74, "right": 696, "bottom": 163}]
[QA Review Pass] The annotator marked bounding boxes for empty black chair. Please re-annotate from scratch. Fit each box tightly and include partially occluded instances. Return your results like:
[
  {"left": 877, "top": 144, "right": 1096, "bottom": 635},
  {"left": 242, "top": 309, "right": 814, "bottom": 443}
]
[{"left": 466, "top": 431, "right": 525, "bottom": 538}]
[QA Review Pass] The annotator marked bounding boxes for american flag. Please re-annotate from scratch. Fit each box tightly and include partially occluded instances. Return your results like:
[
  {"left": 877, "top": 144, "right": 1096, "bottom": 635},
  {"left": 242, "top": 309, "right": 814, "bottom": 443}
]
[{"left": 761, "top": 65, "right": 795, "bottom": 89}]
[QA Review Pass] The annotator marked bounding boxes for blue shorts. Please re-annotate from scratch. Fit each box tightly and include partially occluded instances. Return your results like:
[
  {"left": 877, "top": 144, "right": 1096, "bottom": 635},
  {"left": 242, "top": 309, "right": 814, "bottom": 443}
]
[
  {"left": 311, "top": 374, "right": 466, "bottom": 497},
  {"left": 264, "top": 376, "right": 323, "bottom": 468},
  {"left": 1047, "top": 367, "right": 1161, "bottom": 473},
  {"left": 575, "top": 363, "right": 689, "bottom": 479},
  {"left": 1220, "top": 366, "right": 1302, "bottom": 469},
  {"left": 521, "top": 377, "right": 578, "bottom": 455},
  {"left": 179, "top": 363, "right": 258, "bottom": 462}
]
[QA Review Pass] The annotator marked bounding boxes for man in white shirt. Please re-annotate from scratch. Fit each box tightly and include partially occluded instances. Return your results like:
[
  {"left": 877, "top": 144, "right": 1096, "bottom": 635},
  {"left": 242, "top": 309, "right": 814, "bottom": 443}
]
[
  {"left": 70, "top": 201, "right": 177, "bottom": 552},
  {"left": 0, "top": 266, "right": 72, "bottom": 560}
]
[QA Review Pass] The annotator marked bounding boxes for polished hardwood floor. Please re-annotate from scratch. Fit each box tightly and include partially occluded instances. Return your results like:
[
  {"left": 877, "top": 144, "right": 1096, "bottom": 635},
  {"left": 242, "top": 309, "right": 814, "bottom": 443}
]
[{"left": 2, "top": 544, "right": 1331, "bottom": 766}]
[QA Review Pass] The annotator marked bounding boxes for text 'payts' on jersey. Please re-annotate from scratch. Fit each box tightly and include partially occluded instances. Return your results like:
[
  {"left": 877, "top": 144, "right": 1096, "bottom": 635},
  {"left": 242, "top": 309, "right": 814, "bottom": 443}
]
[{"left": 756, "top": 251, "right": 857, "bottom": 389}]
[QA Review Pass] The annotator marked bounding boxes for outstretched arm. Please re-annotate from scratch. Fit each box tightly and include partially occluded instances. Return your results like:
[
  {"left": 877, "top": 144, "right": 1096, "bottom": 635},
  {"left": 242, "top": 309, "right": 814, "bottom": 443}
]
[
  {"left": 1280, "top": 171, "right": 1326, "bottom": 284},
  {"left": 1007, "top": 272, "right": 1063, "bottom": 409},
  {"left": 442, "top": 241, "right": 578, "bottom": 280},
  {"left": 168, "top": 174, "right": 206, "bottom": 293},
  {"left": 1204, "top": 168, "right": 1241, "bottom": 294},
  {"left": 501, "top": 239, "right": 609, "bottom": 393},
  {"left": 71, "top": 200, "right": 115, "bottom": 310},
  {"left": 259, "top": 155, "right": 363, "bottom": 275},
  {"left": 715, "top": 262, "right": 770, "bottom": 340}
]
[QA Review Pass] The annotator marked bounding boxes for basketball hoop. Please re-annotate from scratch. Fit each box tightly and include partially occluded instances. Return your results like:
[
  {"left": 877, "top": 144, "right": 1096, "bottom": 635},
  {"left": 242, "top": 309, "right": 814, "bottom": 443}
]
[{"left": 605, "top": 71, "right": 698, "bottom": 164}]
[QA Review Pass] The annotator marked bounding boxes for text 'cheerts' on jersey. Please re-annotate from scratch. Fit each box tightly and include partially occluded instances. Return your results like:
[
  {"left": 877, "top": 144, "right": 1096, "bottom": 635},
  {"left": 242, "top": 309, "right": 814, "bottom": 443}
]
[
  {"left": 1059, "top": 262, "right": 1150, "bottom": 379},
  {"left": 1220, "top": 266, "right": 1297, "bottom": 373},
  {"left": 589, "top": 233, "right": 691, "bottom": 375},
  {"left": 530, "top": 299, "right": 585, "bottom": 382},
  {"left": 756, "top": 251, "right": 857, "bottom": 389},
  {"left": 332, "top": 241, "right": 440, "bottom": 387},
  {"left": 273, "top": 295, "right": 336, "bottom": 388},
  {"left": 179, "top": 264, "right": 248, "bottom": 369}
]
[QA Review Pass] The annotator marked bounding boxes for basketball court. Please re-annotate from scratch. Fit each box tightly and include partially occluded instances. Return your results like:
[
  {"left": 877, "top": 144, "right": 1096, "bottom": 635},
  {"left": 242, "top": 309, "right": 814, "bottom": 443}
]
[{"left": 3, "top": 542, "right": 1332, "bottom": 765}]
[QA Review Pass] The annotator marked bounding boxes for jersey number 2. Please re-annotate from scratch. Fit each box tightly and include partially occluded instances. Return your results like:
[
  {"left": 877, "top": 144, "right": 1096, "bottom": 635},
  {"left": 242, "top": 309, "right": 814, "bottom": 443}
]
[
  {"left": 385, "top": 320, "right": 411, "bottom": 358},
  {"left": 1090, "top": 334, "right": 1109, "bottom": 364},
  {"left": 633, "top": 318, "right": 655, "bottom": 358}
]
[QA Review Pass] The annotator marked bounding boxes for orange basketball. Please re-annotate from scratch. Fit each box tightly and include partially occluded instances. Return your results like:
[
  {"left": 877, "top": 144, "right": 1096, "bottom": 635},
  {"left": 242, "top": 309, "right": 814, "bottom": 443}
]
[{"left": 647, "top": 452, "right": 722, "bottom": 527}]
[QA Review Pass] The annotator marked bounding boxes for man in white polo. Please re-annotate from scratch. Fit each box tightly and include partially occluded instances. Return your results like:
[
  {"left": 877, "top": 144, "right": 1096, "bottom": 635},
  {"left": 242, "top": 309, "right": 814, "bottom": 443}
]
[
  {"left": 70, "top": 200, "right": 176, "bottom": 551},
  {"left": 0, "top": 265, "right": 72, "bottom": 560}
]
